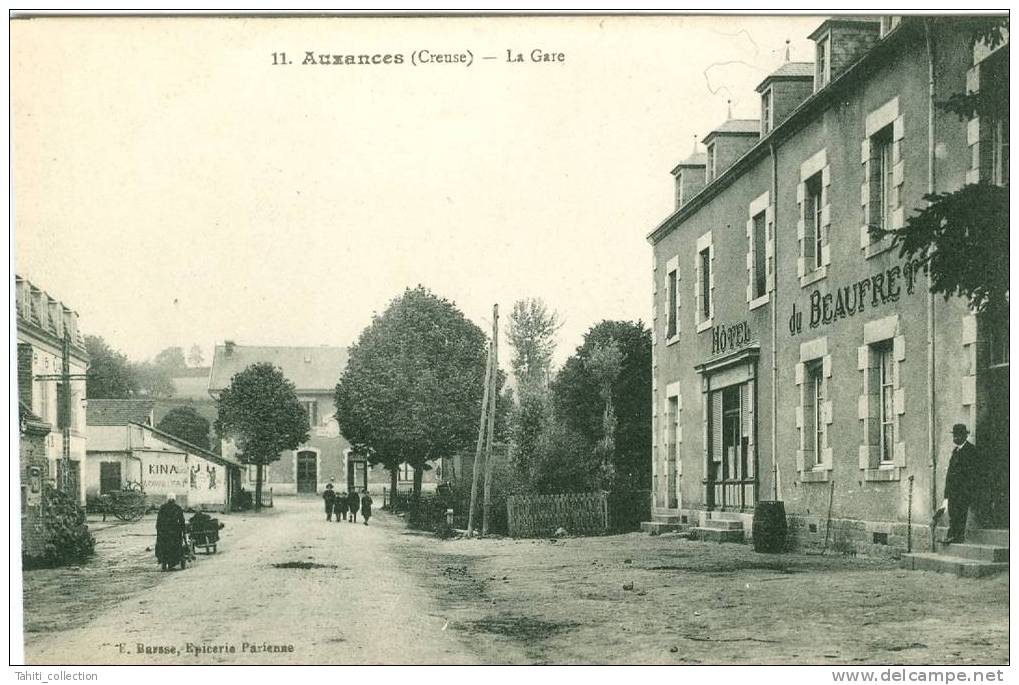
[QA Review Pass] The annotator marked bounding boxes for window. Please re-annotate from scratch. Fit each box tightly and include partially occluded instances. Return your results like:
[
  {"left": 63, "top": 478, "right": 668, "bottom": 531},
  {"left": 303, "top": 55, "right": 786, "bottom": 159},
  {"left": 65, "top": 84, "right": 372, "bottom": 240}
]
[
  {"left": 752, "top": 212, "right": 767, "bottom": 299},
  {"left": 816, "top": 36, "right": 830, "bottom": 88},
  {"left": 398, "top": 462, "right": 413, "bottom": 481},
  {"left": 870, "top": 125, "right": 894, "bottom": 234},
  {"left": 804, "top": 174, "right": 823, "bottom": 270},
  {"left": 761, "top": 89, "right": 773, "bottom": 135},
  {"left": 987, "top": 317, "right": 1009, "bottom": 368},
  {"left": 302, "top": 400, "right": 318, "bottom": 427},
  {"left": 707, "top": 143, "right": 717, "bottom": 180},
  {"left": 992, "top": 116, "right": 1009, "bottom": 186},
  {"left": 700, "top": 248, "right": 711, "bottom": 319},
  {"left": 880, "top": 16, "right": 901, "bottom": 37},
  {"left": 805, "top": 361, "right": 824, "bottom": 467},
  {"left": 666, "top": 269, "right": 678, "bottom": 339},
  {"left": 875, "top": 342, "right": 895, "bottom": 464},
  {"left": 667, "top": 394, "right": 679, "bottom": 509}
]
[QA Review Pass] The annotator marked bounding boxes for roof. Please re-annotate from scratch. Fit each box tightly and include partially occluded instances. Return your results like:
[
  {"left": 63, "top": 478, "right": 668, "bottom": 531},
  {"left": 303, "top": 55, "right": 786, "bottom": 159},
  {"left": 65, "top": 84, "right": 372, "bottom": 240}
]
[
  {"left": 808, "top": 16, "right": 881, "bottom": 41},
  {"left": 673, "top": 152, "right": 707, "bottom": 169},
  {"left": 129, "top": 421, "right": 242, "bottom": 468},
  {"left": 170, "top": 366, "right": 211, "bottom": 379},
  {"left": 19, "top": 401, "right": 51, "bottom": 435},
  {"left": 756, "top": 62, "right": 815, "bottom": 92},
  {"left": 87, "top": 399, "right": 155, "bottom": 426},
  {"left": 702, "top": 119, "right": 761, "bottom": 143},
  {"left": 208, "top": 344, "right": 348, "bottom": 392},
  {"left": 647, "top": 19, "right": 923, "bottom": 246}
]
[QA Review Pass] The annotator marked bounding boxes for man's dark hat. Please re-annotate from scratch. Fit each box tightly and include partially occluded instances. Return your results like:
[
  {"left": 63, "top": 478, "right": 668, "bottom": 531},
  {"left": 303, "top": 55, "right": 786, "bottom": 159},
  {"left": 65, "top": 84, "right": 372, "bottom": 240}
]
[{"left": 952, "top": 423, "right": 968, "bottom": 433}]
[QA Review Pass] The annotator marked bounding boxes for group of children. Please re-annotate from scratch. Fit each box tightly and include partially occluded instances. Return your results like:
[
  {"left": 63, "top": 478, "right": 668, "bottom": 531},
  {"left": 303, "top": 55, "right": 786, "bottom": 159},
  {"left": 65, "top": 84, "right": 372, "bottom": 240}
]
[{"left": 322, "top": 482, "right": 373, "bottom": 525}]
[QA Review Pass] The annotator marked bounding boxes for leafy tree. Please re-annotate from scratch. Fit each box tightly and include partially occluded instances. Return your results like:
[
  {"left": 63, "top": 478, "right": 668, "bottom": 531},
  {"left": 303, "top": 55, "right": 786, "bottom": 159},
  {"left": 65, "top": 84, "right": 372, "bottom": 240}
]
[
  {"left": 133, "top": 361, "right": 175, "bottom": 398},
  {"left": 872, "top": 17, "right": 1008, "bottom": 319},
  {"left": 551, "top": 320, "right": 652, "bottom": 491},
  {"left": 156, "top": 406, "right": 211, "bottom": 450},
  {"left": 507, "top": 298, "right": 562, "bottom": 390},
  {"left": 587, "top": 339, "right": 624, "bottom": 487},
  {"left": 335, "top": 286, "right": 488, "bottom": 517},
  {"left": 215, "top": 362, "right": 309, "bottom": 511},
  {"left": 153, "top": 346, "right": 187, "bottom": 371},
  {"left": 187, "top": 344, "right": 205, "bottom": 367},
  {"left": 83, "top": 335, "right": 139, "bottom": 399}
]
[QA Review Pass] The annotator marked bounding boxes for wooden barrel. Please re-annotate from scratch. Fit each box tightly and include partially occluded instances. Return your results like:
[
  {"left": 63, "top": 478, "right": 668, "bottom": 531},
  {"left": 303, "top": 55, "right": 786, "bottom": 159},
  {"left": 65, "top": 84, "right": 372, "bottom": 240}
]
[{"left": 752, "top": 501, "right": 787, "bottom": 553}]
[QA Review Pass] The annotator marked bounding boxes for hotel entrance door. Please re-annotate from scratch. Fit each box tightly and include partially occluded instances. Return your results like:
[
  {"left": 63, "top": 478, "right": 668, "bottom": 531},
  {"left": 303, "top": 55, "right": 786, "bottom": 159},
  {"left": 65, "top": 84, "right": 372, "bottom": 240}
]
[{"left": 707, "top": 382, "right": 756, "bottom": 511}]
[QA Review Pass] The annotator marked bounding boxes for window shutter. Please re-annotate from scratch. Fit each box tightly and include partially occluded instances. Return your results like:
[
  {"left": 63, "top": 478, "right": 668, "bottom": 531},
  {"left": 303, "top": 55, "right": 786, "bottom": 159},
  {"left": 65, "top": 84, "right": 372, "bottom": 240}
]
[{"left": 711, "top": 391, "right": 723, "bottom": 463}]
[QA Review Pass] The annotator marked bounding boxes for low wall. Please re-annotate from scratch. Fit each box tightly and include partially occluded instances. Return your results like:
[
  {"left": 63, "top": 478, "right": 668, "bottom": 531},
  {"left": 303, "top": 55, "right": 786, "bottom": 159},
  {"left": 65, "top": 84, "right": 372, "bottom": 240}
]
[{"left": 507, "top": 492, "right": 609, "bottom": 538}]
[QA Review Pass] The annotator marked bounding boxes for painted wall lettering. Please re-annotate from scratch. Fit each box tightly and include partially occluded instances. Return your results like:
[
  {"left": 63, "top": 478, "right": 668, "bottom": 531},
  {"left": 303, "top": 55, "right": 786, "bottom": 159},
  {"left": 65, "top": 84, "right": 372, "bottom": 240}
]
[
  {"left": 711, "top": 320, "right": 753, "bottom": 355},
  {"left": 789, "top": 258, "right": 924, "bottom": 336}
]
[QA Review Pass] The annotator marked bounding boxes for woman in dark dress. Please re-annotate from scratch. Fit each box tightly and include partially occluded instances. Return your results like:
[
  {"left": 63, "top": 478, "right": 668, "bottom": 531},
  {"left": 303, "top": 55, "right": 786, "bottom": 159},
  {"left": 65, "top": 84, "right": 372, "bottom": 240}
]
[
  {"left": 155, "top": 493, "right": 187, "bottom": 570},
  {"left": 360, "top": 489, "right": 373, "bottom": 526}
]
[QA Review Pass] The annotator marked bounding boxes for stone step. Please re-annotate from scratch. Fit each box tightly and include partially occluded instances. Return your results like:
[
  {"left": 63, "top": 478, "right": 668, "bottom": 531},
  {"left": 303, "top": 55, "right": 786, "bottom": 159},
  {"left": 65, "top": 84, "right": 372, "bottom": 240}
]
[
  {"left": 709, "top": 511, "right": 746, "bottom": 522},
  {"left": 969, "top": 529, "right": 1010, "bottom": 547},
  {"left": 704, "top": 518, "right": 744, "bottom": 531},
  {"left": 900, "top": 553, "right": 1008, "bottom": 578},
  {"left": 941, "top": 542, "right": 1008, "bottom": 563},
  {"left": 651, "top": 513, "right": 685, "bottom": 524},
  {"left": 640, "top": 521, "right": 688, "bottom": 535},
  {"left": 691, "top": 527, "right": 745, "bottom": 543}
]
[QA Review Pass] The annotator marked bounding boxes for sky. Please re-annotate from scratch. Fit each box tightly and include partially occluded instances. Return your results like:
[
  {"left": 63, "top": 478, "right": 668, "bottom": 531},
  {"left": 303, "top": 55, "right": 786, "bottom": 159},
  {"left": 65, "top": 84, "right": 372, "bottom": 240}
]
[{"left": 11, "top": 14, "right": 823, "bottom": 369}]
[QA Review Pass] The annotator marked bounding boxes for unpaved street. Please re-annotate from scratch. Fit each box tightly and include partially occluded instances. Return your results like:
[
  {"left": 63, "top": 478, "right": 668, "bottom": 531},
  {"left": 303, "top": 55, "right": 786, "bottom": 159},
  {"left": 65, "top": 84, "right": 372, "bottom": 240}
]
[
  {"left": 24, "top": 499, "right": 485, "bottom": 665},
  {"left": 23, "top": 498, "right": 1007, "bottom": 665}
]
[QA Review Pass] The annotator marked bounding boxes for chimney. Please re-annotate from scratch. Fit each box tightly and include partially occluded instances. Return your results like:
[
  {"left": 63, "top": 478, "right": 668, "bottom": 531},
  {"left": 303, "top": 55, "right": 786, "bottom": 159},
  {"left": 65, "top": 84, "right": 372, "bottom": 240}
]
[
  {"left": 809, "top": 17, "right": 882, "bottom": 91},
  {"left": 756, "top": 62, "right": 815, "bottom": 135},
  {"left": 224, "top": 340, "right": 236, "bottom": 357},
  {"left": 703, "top": 120, "right": 760, "bottom": 182}
]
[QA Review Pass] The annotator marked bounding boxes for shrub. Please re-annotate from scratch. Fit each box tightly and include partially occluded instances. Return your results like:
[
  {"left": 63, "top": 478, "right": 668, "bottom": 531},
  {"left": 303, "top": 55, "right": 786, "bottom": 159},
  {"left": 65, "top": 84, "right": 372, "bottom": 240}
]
[{"left": 23, "top": 484, "right": 95, "bottom": 569}]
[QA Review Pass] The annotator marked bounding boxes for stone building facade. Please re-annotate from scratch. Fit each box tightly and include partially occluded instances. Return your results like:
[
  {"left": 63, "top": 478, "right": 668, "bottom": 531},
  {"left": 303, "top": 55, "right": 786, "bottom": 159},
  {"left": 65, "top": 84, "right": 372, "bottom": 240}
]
[
  {"left": 647, "top": 17, "right": 1008, "bottom": 554},
  {"left": 15, "top": 274, "right": 89, "bottom": 505}
]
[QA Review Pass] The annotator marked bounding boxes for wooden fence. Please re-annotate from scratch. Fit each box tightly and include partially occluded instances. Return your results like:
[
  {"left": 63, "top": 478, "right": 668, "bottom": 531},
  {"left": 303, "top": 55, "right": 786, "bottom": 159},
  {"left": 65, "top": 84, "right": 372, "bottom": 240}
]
[{"left": 507, "top": 491, "right": 609, "bottom": 538}]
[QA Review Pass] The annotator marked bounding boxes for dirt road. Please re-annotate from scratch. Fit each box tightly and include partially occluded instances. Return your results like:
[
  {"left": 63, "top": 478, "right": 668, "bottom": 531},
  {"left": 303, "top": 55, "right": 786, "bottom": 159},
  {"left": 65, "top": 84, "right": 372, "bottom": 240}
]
[
  {"left": 23, "top": 498, "right": 485, "bottom": 665},
  {"left": 22, "top": 498, "right": 1007, "bottom": 665}
]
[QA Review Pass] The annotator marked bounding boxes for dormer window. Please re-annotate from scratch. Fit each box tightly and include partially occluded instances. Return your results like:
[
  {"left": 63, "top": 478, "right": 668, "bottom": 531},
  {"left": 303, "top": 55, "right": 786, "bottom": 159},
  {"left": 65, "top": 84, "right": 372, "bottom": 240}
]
[
  {"left": 879, "top": 16, "right": 901, "bottom": 37},
  {"left": 761, "top": 89, "right": 773, "bottom": 135},
  {"left": 816, "top": 35, "right": 830, "bottom": 89}
]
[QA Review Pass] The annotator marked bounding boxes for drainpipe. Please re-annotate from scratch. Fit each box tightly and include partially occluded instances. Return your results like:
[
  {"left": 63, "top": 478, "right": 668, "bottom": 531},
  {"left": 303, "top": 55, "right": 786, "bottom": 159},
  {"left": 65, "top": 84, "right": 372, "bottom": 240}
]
[
  {"left": 770, "top": 141, "right": 780, "bottom": 501},
  {"left": 924, "top": 19, "right": 938, "bottom": 550}
]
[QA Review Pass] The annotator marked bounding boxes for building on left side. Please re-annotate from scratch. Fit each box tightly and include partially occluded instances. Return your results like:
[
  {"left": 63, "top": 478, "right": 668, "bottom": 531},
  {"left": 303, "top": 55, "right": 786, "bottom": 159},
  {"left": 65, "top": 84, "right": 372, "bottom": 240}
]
[{"left": 16, "top": 274, "right": 89, "bottom": 506}]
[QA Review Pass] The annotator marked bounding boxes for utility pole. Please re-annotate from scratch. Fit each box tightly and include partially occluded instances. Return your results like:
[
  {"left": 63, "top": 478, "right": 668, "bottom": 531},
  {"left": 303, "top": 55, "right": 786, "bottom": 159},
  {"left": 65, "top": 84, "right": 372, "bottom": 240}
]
[
  {"left": 466, "top": 340, "right": 493, "bottom": 537},
  {"left": 482, "top": 304, "right": 498, "bottom": 536},
  {"left": 34, "top": 331, "right": 88, "bottom": 495}
]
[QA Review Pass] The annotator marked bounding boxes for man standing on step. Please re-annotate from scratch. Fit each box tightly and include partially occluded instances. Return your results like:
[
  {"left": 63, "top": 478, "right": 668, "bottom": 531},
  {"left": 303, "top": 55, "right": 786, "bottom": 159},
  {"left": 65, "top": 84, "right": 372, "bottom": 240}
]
[{"left": 944, "top": 423, "right": 979, "bottom": 544}]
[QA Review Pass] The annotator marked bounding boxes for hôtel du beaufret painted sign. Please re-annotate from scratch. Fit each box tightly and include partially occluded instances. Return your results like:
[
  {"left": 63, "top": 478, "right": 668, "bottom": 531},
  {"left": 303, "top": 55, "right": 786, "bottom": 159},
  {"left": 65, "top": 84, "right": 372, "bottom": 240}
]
[{"left": 788, "top": 258, "right": 926, "bottom": 336}]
